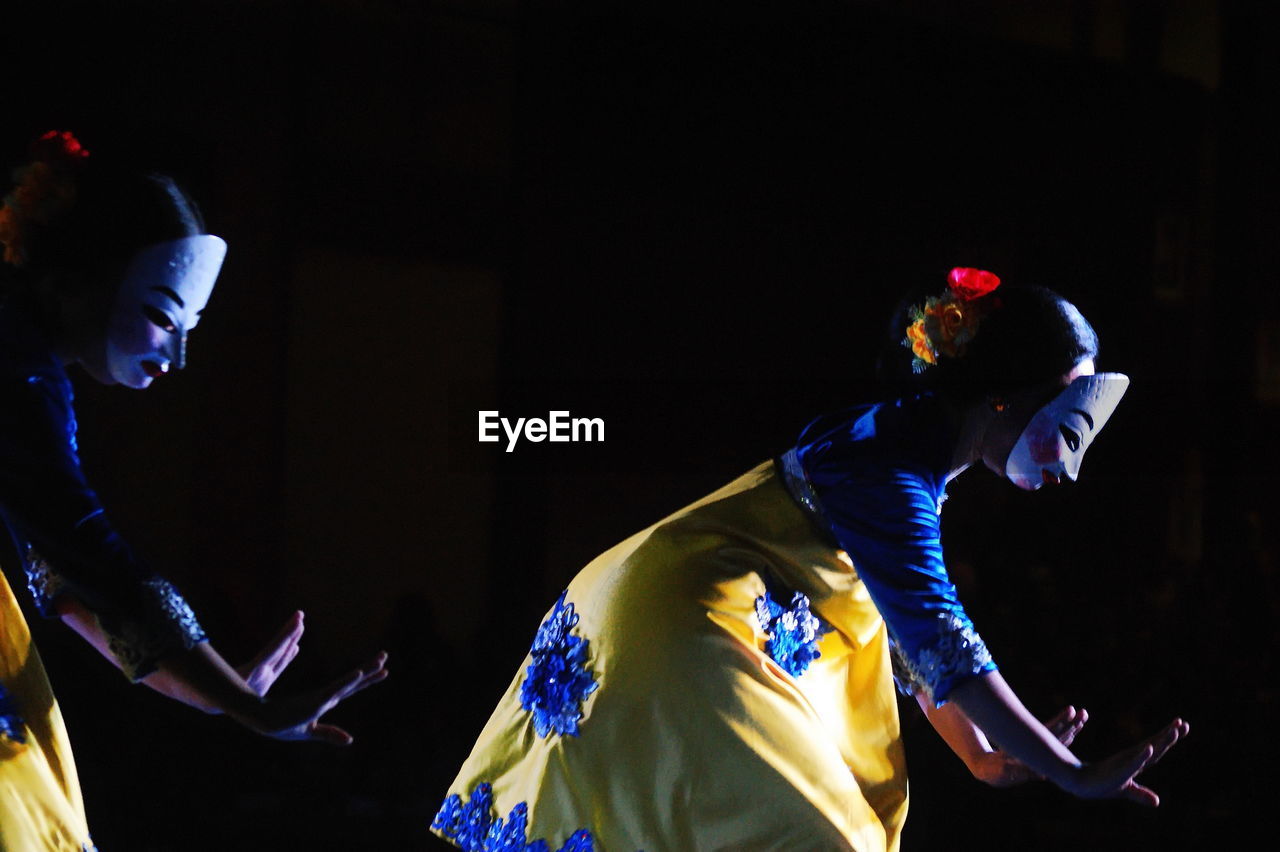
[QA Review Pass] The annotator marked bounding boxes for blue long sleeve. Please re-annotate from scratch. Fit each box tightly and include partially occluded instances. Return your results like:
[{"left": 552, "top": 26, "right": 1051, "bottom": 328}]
[
  {"left": 0, "top": 298, "right": 206, "bottom": 679},
  {"left": 794, "top": 396, "right": 996, "bottom": 704}
]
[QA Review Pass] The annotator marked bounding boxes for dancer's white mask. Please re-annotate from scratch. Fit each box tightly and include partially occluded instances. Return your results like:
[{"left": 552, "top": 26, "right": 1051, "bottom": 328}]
[
  {"left": 1005, "top": 373, "right": 1129, "bottom": 490},
  {"left": 105, "top": 235, "right": 226, "bottom": 388}
]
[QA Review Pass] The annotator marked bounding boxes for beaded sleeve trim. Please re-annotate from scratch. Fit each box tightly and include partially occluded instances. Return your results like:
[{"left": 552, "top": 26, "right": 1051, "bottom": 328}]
[
  {"left": 24, "top": 547, "right": 208, "bottom": 679},
  {"left": 23, "top": 545, "right": 64, "bottom": 617},
  {"left": 888, "top": 635, "right": 927, "bottom": 698},
  {"left": 433, "top": 782, "right": 596, "bottom": 852},
  {"left": 106, "top": 577, "right": 209, "bottom": 680},
  {"left": 891, "top": 612, "right": 993, "bottom": 703},
  {"left": 518, "top": 591, "right": 599, "bottom": 738}
]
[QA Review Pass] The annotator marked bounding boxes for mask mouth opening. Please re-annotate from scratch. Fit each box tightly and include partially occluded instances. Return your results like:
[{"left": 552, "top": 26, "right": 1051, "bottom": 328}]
[{"left": 141, "top": 360, "right": 168, "bottom": 378}]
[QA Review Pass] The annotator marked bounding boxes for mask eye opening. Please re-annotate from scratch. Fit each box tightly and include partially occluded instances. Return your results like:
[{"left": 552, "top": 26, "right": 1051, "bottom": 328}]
[
  {"left": 141, "top": 305, "right": 177, "bottom": 334},
  {"left": 1058, "top": 424, "right": 1082, "bottom": 452}
]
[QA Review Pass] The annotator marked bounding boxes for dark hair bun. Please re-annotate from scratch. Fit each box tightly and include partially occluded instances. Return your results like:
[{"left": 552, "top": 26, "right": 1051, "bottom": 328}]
[
  {"left": 1, "top": 130, "right": 205, "bottom": 295},
  {"left": 877, "top": 283, "right": 1099, "bottom": 401}
]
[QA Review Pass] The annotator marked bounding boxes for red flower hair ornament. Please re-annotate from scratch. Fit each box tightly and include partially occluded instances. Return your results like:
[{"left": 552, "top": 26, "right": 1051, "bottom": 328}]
[
  {"left": 0, "top": 130, "right": 91, "bottom": 267},
  {"left": 947, "top": 267, "right": 1001, "bottom": 301},
  {"left": 31, "top": 130, "right": 91, "bottom": 163},
  {"left": 903, "top": 267, "right": 1002, "bottom": 372}
]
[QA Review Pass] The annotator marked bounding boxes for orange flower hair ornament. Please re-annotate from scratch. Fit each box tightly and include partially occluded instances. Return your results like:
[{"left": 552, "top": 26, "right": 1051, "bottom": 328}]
[
  {"left": 903, "top": 267, "right": 1001, "bottom": 372},
  {"left": 0, "top": 130, "right": 91, "bottom": 267}
]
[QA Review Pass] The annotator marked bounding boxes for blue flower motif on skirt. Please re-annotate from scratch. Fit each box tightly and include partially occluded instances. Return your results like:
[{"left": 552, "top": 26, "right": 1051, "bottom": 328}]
[
  {"left": 519, "top": 591, "right": 599, "bottom": 738},
  {"left": 755, "top": 588, "right": 830, "bottom": 678},
  {"left": 433, "top": 782, "right": 596, "bottom": 851},
  {"left": 0, "top": 681, "right": 27, "bottom": 744}
]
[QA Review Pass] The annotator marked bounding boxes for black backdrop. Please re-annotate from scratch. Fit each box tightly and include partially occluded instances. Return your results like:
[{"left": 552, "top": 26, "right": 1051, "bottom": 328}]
[{"left": 3, "top": 2, "right": 1275, "bottom": 850}]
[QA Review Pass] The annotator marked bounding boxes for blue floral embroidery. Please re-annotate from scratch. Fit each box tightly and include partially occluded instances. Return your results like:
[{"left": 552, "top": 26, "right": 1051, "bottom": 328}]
[
  {"left": 556, "top": 831, "right": 595, "bottom": 852},
  {"left": 432, "top": 782, "right": 595, "bottom": 852},
  {"left": 519, "top": 591, "right": 598, "bottom": 738},
  {"left": 0, "top": 681, "right": 26, "bottom": 744},
  {"left": 755, "top": 589, "right": 830, "bottom": 678}
]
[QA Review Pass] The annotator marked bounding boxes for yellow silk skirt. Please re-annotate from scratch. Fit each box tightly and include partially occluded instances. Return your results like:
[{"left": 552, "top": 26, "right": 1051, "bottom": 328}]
[
  {"left": 0, "top": 567, "right": 94, "bottom": 852},
  {"left": 438, "top": 461, "right": 908, "bottom": 852}
]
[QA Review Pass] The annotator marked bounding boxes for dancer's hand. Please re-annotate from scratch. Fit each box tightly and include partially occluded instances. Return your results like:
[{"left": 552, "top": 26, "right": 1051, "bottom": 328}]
[
  {"left": 1059, "top": 718, "right": 1190, "bottom": 806},
  {"left": 973, "top": 705, "right": 1089, "bottom": 787},
  {"left": 237, "top": 611, "right": 305, "bottom": 696},
  {"left": 235, "top": 651, "right": 389, "bottom": 745}
]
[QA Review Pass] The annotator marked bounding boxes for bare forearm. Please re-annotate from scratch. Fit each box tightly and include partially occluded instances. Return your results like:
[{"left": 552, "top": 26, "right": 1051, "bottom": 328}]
[
  {"left": 58, "top": 595, "right": 389, "bottom": 744},
  {"left": 58, "top": 596, "right": 257, "bottom": 717},
  {"left": 947, "top": 671, "right": 1082, "bottom": 788},
  {"left": 917, "top": 692, "right": 997, "bottom": 773},
  {"left": 150, "top": 641, "right": 263, "bottom": 721}
]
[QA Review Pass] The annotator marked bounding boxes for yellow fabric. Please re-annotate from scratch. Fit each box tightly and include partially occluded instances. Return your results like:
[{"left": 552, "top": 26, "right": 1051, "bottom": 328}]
[
  {"left": 0, "top": 567, "right": 93, "bottom": 852},
  {"left": 442, "top": 462, "right": 908, "bottom": 851}
]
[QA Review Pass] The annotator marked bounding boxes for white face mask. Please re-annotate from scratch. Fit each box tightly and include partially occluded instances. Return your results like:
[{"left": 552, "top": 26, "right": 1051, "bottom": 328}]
[
  {"left": 105, "top": 235, "right": 226, "bottom": 388},
  {"left": 1005, "top": 373, "right": 1130, "bottom": 490}
]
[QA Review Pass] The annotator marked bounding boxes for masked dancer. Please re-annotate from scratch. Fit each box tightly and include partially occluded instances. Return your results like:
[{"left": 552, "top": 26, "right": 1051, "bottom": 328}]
[
  {"left": 432, "top": 267, "right": 1188, "bottom": 852},
  {"left": 0, "top": 132, "right": 387, "bottom": 852}
]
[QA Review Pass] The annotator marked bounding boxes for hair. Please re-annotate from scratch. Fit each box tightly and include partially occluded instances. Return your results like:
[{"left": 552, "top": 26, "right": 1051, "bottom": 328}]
[
  {"left": 0, "top": 133, "right": 205, "bottom": 300},
  {"left": 877, "top": 283, "right": 1100, "bottom": 402}
]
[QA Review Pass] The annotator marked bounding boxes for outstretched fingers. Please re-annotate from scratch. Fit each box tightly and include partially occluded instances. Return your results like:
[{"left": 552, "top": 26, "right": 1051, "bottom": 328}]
[
  {"left": 1145, "top": 718, "right": 1190, "bottom": 768},
  {"left": 1045, "top": 706, "right": 1089, "bottom": 747},
  {"left": 322, "top": 653, "right": 389, "bottom": 704},
  {"left": 239, "top": 611, "right": 307, "bottom": 695},
  {"left": 346, "top": 667, "right": 389, "bottom": 699},
  {"left": 1061, "top": 707, "right": 1087, "bottom": 747},
  {"left": 307, "top": 721, "right": 355, "bottom": 747},
  {"left": 1114, "top": 731, "right": 1180, "bottom": 808},
  {"left": 262, "top": 612, "right": 305, "bottom": 665},
  {"left": 319, "top": 669, "right": 367, "bottom": 710},
  {"left": 1121, "top": 778, "right": 1160, "bottom": 808},
  {"left": 1063, "top": 715, "right": 1190, "bottom": 806},
  {"left": 295, "top": 655, "right": 389, "bottom": 745},
  {"left": 1118, "top": 744, "right": 1156, "bottom": 792}
]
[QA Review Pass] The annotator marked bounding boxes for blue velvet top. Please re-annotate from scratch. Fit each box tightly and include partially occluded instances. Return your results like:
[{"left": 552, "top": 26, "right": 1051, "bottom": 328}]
[
  {"left": 0, "top": 295, "right": 206, "bottom": 682},
  {"left": 793, "top": 393, "right": 997, "bottom": 704}
]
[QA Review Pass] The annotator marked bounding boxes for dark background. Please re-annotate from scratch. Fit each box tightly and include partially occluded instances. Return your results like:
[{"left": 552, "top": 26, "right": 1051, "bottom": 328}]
[{"left": 3, "top": 1, "right": 1275, "bottom": 849}]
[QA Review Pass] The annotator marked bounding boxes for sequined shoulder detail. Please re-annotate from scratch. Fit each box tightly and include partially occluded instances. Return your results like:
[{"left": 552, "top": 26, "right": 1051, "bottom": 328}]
[
  {"left": 891, "top": 612, "right": 993, "bottom": 703},
  {"left": 433, "top": 782, "right": 596, "bottom": 852},
  {"left": 519, "top": 591, "right": 599, "bottom": 738},
  {"left": 778, "top": 447, "right": 835, "bottom": 535},
  {"left": 755, "top": 588, "right": 830, "bottom": 678}
]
